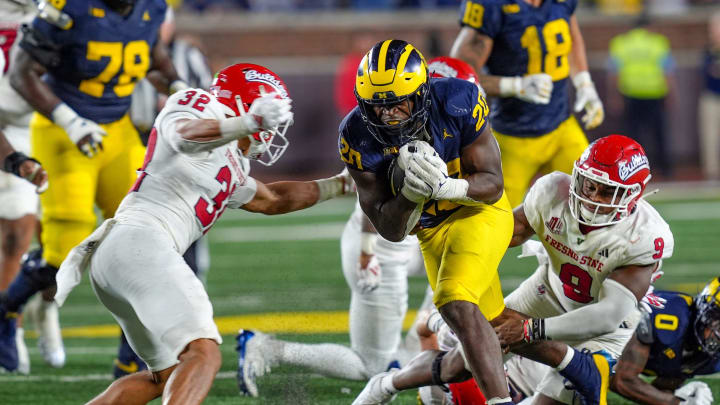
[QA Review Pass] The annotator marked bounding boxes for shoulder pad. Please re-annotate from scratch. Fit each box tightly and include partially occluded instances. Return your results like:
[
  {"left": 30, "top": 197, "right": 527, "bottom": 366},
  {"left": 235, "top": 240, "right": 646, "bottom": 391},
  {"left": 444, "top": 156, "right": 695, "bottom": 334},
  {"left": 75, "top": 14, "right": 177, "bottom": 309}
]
[
  {"left": 36, "top": 1, "right": 73, "bottom": 30},
  {"left": 19, "top": 24, "right": 62, "bottom": 68},
  {"left": 636, "top": 311, "right": 654, "bottom": 344}
]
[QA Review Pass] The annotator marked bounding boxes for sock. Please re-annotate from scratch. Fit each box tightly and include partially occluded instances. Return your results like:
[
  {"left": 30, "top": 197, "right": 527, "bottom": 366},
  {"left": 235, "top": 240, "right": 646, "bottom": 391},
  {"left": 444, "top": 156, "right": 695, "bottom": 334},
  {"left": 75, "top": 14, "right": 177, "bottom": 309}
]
[
  {"left": 556, "top": 346, "right": 575, "bottom": 371},
  {"left": 277, "top": 341, "right": 369, "bottom": 380},
  {"left": 486, "top": 397, "right": 512, "bottom": 405},
  {"left": 4, "top": 254, "right": 58, "bottom": 313}
]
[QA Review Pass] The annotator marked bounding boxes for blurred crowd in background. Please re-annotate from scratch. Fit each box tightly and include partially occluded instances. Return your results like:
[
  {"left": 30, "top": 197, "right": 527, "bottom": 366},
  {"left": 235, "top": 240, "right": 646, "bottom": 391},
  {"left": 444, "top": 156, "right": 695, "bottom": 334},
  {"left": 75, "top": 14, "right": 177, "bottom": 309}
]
[{"left": 170, "top": 0, "right": 720, "bottom": 14}]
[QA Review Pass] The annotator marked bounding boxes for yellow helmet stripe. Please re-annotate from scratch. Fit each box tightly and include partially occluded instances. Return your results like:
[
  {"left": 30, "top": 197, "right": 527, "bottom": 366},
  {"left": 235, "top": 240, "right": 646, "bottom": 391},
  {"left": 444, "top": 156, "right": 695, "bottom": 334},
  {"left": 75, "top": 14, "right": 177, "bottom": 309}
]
[
  {"left": 377, "top": 40, "right": 393, "bottom": 74},
  {"left": 396, "top": 44, "right": 414, "bottom": 76}
]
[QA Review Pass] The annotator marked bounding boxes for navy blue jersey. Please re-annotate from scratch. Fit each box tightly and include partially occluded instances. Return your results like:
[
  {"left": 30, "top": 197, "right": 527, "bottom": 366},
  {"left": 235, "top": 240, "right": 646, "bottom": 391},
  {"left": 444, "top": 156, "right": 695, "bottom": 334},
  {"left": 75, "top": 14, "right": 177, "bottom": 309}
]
[
  {"left": 32, "top": 0, "right": 166, "bottom": 123},
  {"left": 339, "top": 78, "right": 490, "bottom": 229},
  {"left": 639, "top": 291, "right": 720, "bottom": 378},
  {"left": 458, "top": 0, "right": 577, "bottom": 137}
]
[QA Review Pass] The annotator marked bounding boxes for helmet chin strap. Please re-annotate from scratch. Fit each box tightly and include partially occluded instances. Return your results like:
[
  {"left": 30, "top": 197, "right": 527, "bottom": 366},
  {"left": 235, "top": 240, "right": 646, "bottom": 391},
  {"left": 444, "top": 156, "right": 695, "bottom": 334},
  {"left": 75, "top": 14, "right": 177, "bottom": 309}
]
[{"left": 579, "top": 204, "right": 615, "bottom": 225}]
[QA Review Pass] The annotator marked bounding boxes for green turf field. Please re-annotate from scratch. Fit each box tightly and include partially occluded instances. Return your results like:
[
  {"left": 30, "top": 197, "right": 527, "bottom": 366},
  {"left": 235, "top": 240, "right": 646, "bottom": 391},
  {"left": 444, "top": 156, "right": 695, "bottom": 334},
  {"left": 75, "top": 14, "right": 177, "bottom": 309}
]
[{"left": 2, "top": 190, "right": 719, "bottom": 404}]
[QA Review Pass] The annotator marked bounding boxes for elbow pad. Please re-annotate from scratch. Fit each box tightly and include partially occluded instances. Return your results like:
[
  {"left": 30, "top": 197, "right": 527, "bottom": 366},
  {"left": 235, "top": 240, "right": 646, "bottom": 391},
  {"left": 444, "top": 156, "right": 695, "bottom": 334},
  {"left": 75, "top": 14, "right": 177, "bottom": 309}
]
[{"left": 545, "top": 279, "right": 637, "bottom": 341}]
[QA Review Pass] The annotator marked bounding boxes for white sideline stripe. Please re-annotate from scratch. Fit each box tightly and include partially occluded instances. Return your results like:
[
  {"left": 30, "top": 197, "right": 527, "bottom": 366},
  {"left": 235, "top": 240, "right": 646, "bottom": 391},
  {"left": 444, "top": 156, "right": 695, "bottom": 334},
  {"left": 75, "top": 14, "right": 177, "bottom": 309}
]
[
  {"left": 210, "top": 222, "right": 345, "bottom": 243},
  {"left": 0, "top": 370, "right": 237, "bottom": 383}
]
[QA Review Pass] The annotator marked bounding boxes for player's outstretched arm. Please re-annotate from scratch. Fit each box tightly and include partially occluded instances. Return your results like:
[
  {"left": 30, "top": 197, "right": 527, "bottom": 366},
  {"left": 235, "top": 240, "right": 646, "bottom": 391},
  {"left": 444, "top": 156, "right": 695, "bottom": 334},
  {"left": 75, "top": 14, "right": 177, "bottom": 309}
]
[
  {"left": 612, "top": 335, "right": 683, "bottom": 405},
  {"left": 496, "top": 263, "right": 655, "bottom": 347},
  {"left": 349, "top": 166, "right": 420, "bottom": 242},
  {"left": 240, "top": 171, "right": 351, "bottom": 215}
]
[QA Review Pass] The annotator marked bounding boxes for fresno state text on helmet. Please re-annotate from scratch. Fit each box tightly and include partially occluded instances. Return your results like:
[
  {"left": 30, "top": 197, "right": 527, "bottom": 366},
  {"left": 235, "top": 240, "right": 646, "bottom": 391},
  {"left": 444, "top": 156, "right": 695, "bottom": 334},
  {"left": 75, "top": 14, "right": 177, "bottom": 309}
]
[
  {"left": 618, "top": 153, "right": 649, "bottom": 181},
  {"left": 244, "top": 70, "right": 289, "bottom": 98}
]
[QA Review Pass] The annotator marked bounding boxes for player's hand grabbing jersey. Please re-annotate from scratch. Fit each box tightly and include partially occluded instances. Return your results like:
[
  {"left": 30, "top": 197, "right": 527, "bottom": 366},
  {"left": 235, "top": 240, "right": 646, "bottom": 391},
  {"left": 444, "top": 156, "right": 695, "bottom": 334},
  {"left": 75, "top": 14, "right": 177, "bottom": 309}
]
[
  {"left": 115, "top": 88, "right": 257, "bottom": 253},
  {"left": 338, "top": 78, "right": 490, "bottom": 229},
  {"left": 458, "top": 0, "right": 577, "bottom": 136},
  {"left": 523, "top": 172, "right": 674, "bottom": 312}
]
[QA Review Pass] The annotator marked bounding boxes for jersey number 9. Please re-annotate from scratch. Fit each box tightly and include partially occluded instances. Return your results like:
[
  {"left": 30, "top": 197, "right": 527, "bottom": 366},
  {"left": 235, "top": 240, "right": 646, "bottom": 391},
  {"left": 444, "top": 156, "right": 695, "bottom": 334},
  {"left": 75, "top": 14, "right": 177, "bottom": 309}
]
[
  {"left": 79, "top": 40, "right": 150, "bottom": 98},
  {"left": 521, "top": 19, "right": 571, "bottom": 81}
]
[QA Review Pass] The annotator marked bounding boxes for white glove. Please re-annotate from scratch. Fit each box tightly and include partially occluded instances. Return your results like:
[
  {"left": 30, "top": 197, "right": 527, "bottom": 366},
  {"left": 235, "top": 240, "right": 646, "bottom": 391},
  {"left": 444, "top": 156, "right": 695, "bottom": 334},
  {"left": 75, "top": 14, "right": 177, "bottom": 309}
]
[
  {"left": 639, "top": 285, "right": 667, "bottom": 313},
  {"left": 314, "top": 167, "right": 355, "bottom": 202},
  {"left": 247, "top": 95, "right": 294, "bottom": 131},
  {"left": 357, "top": 254, "right": 381, "bottom": 294},
  {"left": 401, "top": 162, "right": 433, "bottom": 203},
  {"left": 675, "top": 381, "right": 714, "bottom": 405},
  {"left": 572, "top": 71, "right": 604, "bottom": 130},
  {"left": 407, "top": 156, "right": 471, "bottom": 202},
  {"left": 51, "top": 103, "right": 107, "bottom": 158},
  {"left": 499, "top": 74, "right": 553, "bottom": 104}
]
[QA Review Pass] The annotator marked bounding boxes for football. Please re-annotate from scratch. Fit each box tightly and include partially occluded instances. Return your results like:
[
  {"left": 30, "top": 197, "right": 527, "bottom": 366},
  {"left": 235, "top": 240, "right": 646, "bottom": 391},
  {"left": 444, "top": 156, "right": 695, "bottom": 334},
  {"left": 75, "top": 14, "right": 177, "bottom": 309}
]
[{"left": 387, "top": 156, "right": 405, "bottom": 197}]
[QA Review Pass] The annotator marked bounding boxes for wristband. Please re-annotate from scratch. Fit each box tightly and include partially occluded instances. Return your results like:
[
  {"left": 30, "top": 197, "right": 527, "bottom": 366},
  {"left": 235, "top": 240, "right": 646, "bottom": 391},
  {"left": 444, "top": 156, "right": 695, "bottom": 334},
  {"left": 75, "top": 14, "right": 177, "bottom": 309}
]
[
  {"left": 3, "top": 151, "right": 39, "bottom": 177},
  {"left": 50, "top": 102, "right": 78, "bottom": 129},
  {"left": 314, "top": 174, "right": 348, "bottom": 202},
  {"left": 360, "top": 232, "right": 377, "bottom": 255},
  {"left": 498, "top": 76, "right": 521, "bottom": 97},
  {"left": 219, "top": 115, "right": 256, "bottom": 141},
  {"left": 522, "top": 318, "right": 546, "bottom": 343},
  {"left": 426, "top": 310, "right": 444, "bottom": 333}
]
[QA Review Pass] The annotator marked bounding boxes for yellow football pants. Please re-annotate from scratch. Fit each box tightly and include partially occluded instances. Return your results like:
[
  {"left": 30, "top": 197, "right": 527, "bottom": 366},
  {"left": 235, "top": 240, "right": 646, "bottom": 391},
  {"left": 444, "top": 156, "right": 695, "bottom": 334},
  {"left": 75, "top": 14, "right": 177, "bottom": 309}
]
[
  {"left": 417, "top": 192, "right": 513, "bottom": 320},
  {"left": 494, "top": 116, "right": 588, "bottom": 208},
  {"left": 31, "top": 113, "right": 145, "bottom": 267}
]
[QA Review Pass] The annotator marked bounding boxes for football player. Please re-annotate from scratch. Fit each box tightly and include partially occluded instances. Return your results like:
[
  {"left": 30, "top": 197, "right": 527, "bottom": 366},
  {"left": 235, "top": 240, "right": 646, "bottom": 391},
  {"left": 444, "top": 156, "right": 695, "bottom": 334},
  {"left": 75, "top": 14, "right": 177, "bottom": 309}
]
[
  {"left": 0, "top": 0, "right": 186, "bottom": 373},
  {"left": 234, "top": 56, "right": 479, "bottom": 399},
  {"left": 0, "top": 0, "right": 66, "bottom": 374},
  {"left": 341, "top": 38, "right": 515, "bottom": 405},
  {"left": 52, "top": 63, "right": 352, "bottom": 405},
  {"left": 451, "top": 0, "right": 604, "bottom": 208},
  {"left": 611, "top": 278, "right": 720, "bottom": 405},
  {"left": 353, "top": 135, "right": 673, "bottom": 405}
]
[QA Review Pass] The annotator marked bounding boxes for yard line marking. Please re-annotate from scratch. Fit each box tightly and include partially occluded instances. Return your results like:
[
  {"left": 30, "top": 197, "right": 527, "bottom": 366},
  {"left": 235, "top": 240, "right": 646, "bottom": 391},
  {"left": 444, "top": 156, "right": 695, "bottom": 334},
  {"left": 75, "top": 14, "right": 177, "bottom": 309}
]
[{"left": 0, "top": 371, "right": 238, "bottom": 383}]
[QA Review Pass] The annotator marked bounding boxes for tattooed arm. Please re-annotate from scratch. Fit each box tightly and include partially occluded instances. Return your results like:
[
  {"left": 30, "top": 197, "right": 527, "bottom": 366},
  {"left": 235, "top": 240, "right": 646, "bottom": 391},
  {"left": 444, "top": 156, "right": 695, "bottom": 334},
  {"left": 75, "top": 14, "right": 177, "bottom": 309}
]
[{"left": 611, "top": 334, "right": 683, "bottom": 405}]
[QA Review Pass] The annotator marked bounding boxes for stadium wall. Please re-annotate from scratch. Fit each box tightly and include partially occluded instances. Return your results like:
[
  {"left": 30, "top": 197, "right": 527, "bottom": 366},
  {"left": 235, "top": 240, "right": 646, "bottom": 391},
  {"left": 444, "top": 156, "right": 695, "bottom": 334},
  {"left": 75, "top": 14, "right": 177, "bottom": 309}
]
[{"left": 176, "top": 10, "right": 712, "bottom": 179}]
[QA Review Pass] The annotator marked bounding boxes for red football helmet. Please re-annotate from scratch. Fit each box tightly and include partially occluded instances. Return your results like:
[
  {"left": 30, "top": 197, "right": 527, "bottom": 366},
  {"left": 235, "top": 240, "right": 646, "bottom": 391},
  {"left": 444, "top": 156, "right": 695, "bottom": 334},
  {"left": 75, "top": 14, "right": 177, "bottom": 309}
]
[
  {"left": 428, "top": 56, "right": 478, "bottom": 83},
  {"left": 427, "top": 56, "right": 486, "bottom": 98},
  {"left": 210, "top": 63, "right": 291, "bottom": 166},
  {"left": 569, "top": 134, "right": 651, "bottom": 226}
]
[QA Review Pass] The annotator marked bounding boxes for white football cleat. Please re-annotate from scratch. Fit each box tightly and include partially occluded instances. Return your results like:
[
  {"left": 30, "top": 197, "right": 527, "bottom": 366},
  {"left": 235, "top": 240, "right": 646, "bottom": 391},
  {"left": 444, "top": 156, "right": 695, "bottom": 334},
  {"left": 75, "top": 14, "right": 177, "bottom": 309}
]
[
  {"left": 16, "top": 327, "right": 30, "bottom": 375},
  {"left": 236, "top": 329, "right": 278, "bottom": 397},
  {"left": 352, "top": 371, "right": 398, "bottom": 405},
  {"left": 31, "top": 299, "right": 66, "bottom": 368}
]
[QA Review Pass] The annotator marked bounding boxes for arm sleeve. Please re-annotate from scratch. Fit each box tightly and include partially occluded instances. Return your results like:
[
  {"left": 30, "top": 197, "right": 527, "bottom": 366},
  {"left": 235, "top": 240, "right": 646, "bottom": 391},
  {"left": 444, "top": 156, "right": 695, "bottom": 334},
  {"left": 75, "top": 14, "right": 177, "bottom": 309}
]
[
  {"left": 545, "top": 279, "right": 638, "bottom": 341},
  {"left": 635, "top": 311, "right": 655, "bottom": 345}
]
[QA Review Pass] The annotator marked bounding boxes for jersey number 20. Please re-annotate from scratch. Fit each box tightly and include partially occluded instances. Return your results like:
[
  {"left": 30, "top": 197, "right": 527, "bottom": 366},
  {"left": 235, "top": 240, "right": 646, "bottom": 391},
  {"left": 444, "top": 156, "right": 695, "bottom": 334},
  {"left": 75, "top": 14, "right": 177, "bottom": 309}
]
[
  {"left": 79, "top": 40, "right": 150, "bottom": 98},
  {"left": 521, "top": 19, "right": 571, "bottom": 81}
]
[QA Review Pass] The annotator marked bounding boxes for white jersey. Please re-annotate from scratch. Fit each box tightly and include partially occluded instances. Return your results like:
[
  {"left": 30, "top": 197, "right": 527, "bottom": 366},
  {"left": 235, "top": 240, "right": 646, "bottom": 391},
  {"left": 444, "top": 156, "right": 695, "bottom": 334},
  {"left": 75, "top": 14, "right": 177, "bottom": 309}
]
[
  {"left": 0, "top": 0, "right": 35, "bottom": 130},
  {"left": 115, "top": 88, "right": 258, "bottom": 253},
  {"left": 523, "top": 172, "right": 674, "bottom": 313}
]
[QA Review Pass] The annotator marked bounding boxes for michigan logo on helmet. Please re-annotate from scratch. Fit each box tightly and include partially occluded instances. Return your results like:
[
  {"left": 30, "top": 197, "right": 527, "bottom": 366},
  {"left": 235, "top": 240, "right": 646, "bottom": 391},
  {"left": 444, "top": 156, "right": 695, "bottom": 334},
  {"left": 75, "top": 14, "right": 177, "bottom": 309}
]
[
  {"left": 569, "top": 134, "right": 652, "bottom": 226},
  {"left": 355, "top": 39, "right": 430, "bottom": 146},
  {"left": 695, "top": 277, "right": 720, "bottom": 358}
]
